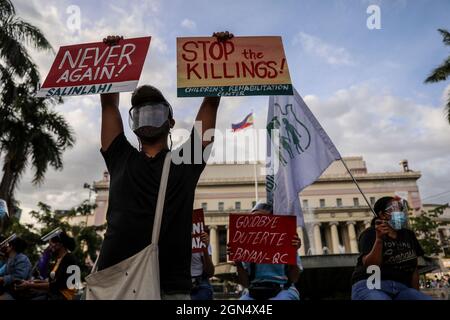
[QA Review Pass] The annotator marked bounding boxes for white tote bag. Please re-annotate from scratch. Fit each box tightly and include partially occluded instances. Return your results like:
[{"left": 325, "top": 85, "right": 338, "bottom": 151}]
[{"left": 85, "top": 152, "right": 171, "bottom": 300}]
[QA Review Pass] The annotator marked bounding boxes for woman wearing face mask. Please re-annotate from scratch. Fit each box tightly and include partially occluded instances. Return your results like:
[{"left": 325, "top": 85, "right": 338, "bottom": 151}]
[
  {"left": 351, "top": 196, "right": 432, "bottom": 300},
  {"left": 16, "top": 231, "right": 79, "bottom": 300}
]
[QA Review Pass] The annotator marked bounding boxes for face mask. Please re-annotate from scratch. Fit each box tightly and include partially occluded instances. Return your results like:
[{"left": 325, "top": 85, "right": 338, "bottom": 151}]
[
  {"left": 134, "top": 122, "right": 170, "bottom": 143},
  {"left": 129, "top": 103, "right": 172, "bottom": 131},
  {"left": 389, "top": 211, "right": 407, "bottom": 230},
  {"left": 384, "top": 199, "right": 408, "bottom": 230}
]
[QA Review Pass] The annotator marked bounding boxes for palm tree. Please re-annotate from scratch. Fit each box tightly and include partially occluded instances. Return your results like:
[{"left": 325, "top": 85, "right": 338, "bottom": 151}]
[
  {"left": 0, "top": 0, "right": 52, "bottom": 86},
  {"left": 0, "top": 83, "right": 75, "bottom": 215},
  {"left": 0, "top": 0, "right": 75, "bottom": 216},
  {"left": 425, "top": 28, "right": 450, "bottom": 123}
]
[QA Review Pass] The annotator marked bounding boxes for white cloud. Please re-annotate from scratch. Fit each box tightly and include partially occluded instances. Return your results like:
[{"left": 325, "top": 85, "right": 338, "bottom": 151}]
[
  {"left": 303, "top": 84, "right": 450, "bottom": 204},
  {"left": 293, "top": 32, "right": 355, "bottom": 66},
  {"left": 180, "top": 18, "right": 196, "bottom": 30}
]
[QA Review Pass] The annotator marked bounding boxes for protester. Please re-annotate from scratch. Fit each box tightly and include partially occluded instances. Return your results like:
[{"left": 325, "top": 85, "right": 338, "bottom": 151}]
[
  {"left": 190, "top": 230, "right": 215, "bottom": 300},
  {"left": 0, "top": 236, "right": 32, "bottom": 300},
  {"left": 93, "top": 32, "right": 232, "bottom": 300},
  {"left": 231, "top": 202, "right": 302, "bottom": 300},
  {"left": 351, "top": 196, "right": 433, "bottom": 300},
  {"left": 31, "top": 246, "right": 52, "bottom": 280},
  {"left": 16, "top": 231, "right": 79, "bottom": 300}
]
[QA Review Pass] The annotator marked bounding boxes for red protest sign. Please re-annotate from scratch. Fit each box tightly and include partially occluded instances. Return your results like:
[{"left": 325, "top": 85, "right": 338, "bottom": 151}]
[
  {"left": 192, "top": 208, "right": 206, "bottom": 253},
  {"left": 36, "top": 37, "right": 151, "bottom": 97},
  {"left": 228, "top": 213, "right": 296, "bottom": 265}
]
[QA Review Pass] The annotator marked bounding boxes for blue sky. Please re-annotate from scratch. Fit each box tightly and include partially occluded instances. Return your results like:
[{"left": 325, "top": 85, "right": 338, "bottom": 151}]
[{"left": 9, "top": 0, "right": 450, "bottom": 219}]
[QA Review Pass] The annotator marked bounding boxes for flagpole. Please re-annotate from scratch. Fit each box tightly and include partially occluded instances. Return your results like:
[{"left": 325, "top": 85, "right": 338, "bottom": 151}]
[
  {"left": 251, "top": 109, "right": 259, "bottom": 202},
  {"left": 340, "top": 158, "right": 377, "bottom": 216}
]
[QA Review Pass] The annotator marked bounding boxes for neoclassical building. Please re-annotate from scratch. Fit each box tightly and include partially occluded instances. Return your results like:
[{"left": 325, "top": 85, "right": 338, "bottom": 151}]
[{"left": 89, "top": 156, "right": 424, "bottom": 266}]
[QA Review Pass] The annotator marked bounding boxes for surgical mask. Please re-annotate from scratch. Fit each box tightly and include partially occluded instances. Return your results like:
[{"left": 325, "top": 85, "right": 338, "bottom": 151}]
[
  {"left": 389, "top": 211, "right": 407, "bottom": 230},
  {"left": 128, "top": 103, "right": 172, "bottom": 131},
  {"left": 385, "top": 200, "right": 408, "bottom": 230}
]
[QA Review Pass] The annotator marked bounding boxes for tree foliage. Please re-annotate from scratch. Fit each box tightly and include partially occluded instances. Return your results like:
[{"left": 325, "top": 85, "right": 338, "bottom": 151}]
[
  {"left": 4, "top": 200, "right": 106, "bottom": 279},
  {"left": 410, "top": 204, "right": 448, "bottom": 256},
  {"left": 425, "top": 29, "right": 450, "bottom": 123}
]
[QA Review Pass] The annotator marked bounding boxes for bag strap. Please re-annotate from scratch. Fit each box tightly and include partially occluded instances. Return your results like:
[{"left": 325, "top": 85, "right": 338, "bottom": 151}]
[
  {"left": 89, "top": 151, "right": 172, "bottom": 274},
  {"left": 151, "top": 151, "right": 171, "bottom": 245}
]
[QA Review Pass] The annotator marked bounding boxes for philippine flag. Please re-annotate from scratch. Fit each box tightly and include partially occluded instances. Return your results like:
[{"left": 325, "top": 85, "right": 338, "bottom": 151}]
[{"left": 231, "top": 113, "right": 254, "bottom": 132}]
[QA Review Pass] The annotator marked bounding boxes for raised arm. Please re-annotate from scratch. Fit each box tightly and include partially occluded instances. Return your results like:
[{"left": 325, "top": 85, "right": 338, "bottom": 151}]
[
  {"left": 100, "top": 36, "right": 124, "bottom": 151},
  {"left": 101, "top": 92, "right": 123, "bottom": 151},
  {"left": 194, "top": 31, "right": 234, "bottom": 147},
  {"left": 195, "top": 97, "right": 220, "bottom": 147}
]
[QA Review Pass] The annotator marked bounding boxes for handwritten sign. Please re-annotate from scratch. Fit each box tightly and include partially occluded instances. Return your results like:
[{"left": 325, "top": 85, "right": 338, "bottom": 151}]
[
  {"left": 177, "top": 36, "right": 293, "bottom": 97},
  {"left": 36, "top": 37, "right": 151, "bottom": 97},
  {"left": 228, "top": 214, "right": 296, "bottom": 265},
  {"left": 192, "top": 208, "right": 206, "bottom": 253}
]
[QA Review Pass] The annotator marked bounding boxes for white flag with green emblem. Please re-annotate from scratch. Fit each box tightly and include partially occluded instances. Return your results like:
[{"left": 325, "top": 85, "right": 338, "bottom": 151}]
[{"left": 266, "top": 87, "right": 341, "bottom": 226}]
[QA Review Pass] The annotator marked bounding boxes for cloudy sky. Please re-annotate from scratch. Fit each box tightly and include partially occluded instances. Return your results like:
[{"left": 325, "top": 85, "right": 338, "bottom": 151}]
[{"left": 8, "top": 0, "right": 450, "bottom": 222}]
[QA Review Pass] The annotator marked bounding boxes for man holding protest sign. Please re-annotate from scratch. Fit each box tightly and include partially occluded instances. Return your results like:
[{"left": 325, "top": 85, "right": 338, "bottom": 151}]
[
  {"left": 229, "top": 202, "right": 302, "bottom": 300},
  {"left": 94, "top": 32, "right": 233, "bottom": 300}
]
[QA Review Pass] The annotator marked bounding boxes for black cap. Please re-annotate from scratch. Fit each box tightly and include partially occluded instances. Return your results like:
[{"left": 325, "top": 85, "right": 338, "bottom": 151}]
[{"left": 9, "top": 237, "right": 27, "bottom": 253}]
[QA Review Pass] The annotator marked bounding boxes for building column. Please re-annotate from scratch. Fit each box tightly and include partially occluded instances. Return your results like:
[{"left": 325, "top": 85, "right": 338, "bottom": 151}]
[
  {"left": 347, "top": 221, "right": 358, "bottom": 254},
  {"left": 225, "top": 225, "right": 229, "bottom": 244},
  {"left": 297, "top": 226, "right": 305, "bottom": 256},
  {"left": 209, "top": 225, "right": 219, "bottom": 265},
  {"left": 364, "top": 221, "right": 371, "bottom": 230},
  {"left": 225, "top": 225, "right": 230, "bottom": 262},
  {"left": 313, "top": 223, "right": 323, "bottom": 255},
  {"left": 330, "top": 222, "right": 340, "bottom": 254}
]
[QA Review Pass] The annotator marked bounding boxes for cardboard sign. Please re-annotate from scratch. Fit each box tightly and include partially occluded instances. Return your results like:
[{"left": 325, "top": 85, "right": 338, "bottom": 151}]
[
  {"left": 228, "top": 213, "right": 296, "bottom": 265},
  {"left": 36, "top": 37, "right": 151, "bottom": 97},
  {"left": 192, "top": 208, "right": 206, "bottom": 253},
  {"left": 177, "top": 36, "right": 293, "bottom": 97}
]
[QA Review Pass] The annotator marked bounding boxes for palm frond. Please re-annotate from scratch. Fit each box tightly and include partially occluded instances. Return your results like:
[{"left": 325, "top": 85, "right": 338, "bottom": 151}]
[
  {"left": 438, "top": 28, "right": 450, "bottom": 46},
  {"left": 5, "top": 17, "right": 53, "bottom": 52},
  {"left": 30, "top": 130, "right": 63, "bottom": 184},
  {"left": 446, "top": 90, "right": 450, "bottom": 124},
  {"left": 0, "top": 0, "right": 15, "bottom": 20},
  {"left": 0, "top": 63, "right": 17, "bottom": 106},
  {"left": 40, "top": 110, "right": 76, "bottom": 148},
  {"left": 424, "top": 56, "right": 450, "bottom": 83},
  {"left": 0, "top": 29, "right": 40, "bottom": 79}
]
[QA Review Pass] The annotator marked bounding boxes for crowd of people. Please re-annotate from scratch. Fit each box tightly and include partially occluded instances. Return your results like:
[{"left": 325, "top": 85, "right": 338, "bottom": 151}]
[
  {"left": 0, "top": 196, "right": 437, "bottom": 301},
  {"left": 421, "top": 275, "right": 450, "bottom": 289},
  {"left": 0, "top": 32, "right": 441, "bottom": 301},
  {"left": 0, "top": 231, "right": 79, "bottom": 300}
]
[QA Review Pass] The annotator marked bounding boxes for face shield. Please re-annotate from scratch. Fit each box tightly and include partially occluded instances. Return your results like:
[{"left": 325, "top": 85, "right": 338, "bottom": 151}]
[
  {"left": 128, "top": 103, "right": 172, "bottom": 131},
  {"left": 385, "top": 198, "right": 409, "bottom": 230}
]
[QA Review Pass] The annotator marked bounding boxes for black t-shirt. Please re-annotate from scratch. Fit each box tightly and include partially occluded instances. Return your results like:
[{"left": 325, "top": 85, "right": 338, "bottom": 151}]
[
  {"left": 49, "top": 253, "right": 78, "bottom": 298},
  {"left": 351, "top": 227, "right": 424, "bottom": 287},
  {"left": 97, "top": 130, "right": 207, "bottom": 293}
]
